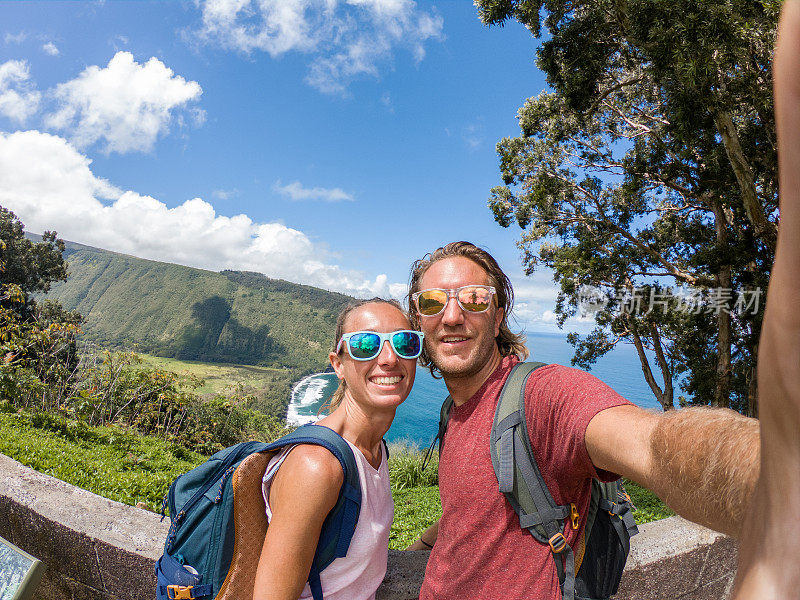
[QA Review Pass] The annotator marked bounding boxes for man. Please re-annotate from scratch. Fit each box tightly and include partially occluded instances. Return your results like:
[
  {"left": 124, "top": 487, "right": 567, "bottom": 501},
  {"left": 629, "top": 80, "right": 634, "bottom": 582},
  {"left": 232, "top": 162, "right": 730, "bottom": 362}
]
[
  {"left": 405, "top": 5, "right": 800, "bottom": 596},
  {"left": 409, "top": 0, "right": 800, "bottom": 600},
  {"left": 405, "top": 240, "right": 759, "bottom": 599}
]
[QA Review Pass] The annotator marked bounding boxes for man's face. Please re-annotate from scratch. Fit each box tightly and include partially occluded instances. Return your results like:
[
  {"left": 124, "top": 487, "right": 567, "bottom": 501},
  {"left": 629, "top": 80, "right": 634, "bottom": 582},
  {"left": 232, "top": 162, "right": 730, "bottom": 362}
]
[{"left": 416, "top": 256, "right": 503, "bottom": 380}]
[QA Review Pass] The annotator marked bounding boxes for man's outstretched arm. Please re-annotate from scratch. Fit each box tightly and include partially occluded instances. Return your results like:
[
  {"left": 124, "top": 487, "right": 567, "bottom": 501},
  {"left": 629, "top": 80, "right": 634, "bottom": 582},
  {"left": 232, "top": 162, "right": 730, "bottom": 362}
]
[
  {"left": 733, "top": 1, "right": 800, "bottom": 596},
  {"left": 585, "top": 403, "right": 759, "bottom": 538},
  {"left": 588, "top": 0, "right": 800, "bottom": 568}
]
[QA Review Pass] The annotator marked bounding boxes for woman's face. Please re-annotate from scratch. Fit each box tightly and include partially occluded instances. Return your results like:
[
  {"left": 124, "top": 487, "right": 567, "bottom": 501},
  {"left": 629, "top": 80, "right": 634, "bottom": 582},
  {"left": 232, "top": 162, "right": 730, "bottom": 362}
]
[{"left": 329, "top": 302, "right": 417, "bottom": 412}]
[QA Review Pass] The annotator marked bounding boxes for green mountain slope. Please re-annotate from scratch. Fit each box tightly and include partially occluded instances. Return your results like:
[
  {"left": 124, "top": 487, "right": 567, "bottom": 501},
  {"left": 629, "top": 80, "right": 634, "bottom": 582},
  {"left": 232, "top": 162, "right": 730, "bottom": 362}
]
[{"left": 43, "top": 239, "right": 354, "bottom": 374}]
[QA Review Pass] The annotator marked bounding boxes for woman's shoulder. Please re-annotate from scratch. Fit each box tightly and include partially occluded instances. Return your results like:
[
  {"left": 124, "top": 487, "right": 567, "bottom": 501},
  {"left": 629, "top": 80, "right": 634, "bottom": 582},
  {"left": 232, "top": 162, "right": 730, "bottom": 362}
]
[{"left": 273, "top": 443, "right": 345, "bottom": 491}]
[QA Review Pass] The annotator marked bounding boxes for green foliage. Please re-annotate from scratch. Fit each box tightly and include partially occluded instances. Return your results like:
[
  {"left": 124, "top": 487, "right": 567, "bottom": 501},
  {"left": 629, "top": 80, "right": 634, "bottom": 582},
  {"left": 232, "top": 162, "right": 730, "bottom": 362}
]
[
  {"left": 387, "top": 444, "right": 441, "bottom": 548},
  {"left": 0, "top": 210, "right": 84, "bottom": 410},
  {"left": 1, "top": 343, "right": 290, "bottom": 454},
  {"left": 388, "top": 442, "right": 439, "bottom": 490},
  {"left": 624, "top": 479, "right": 675, "bottom": 524},
  {"left": 136, "top": 354, "right": 294, "bottom": 420},
  {"left": 43, "top": 242, "right": 350, "bottom": 372},
  {"left": 0, "top": 411, "right": 207, "bottom": 510},
  {"left": 1, "top": 207, "right": 68, "bottom": 305},
  {"left": 478, "top": 0, "right": 778, "bottom": 413},
  {"left": 390, "top": 486, "right": 442, "bottom": 550},
  {"left": 36, "top": 241, "right": 354, "bottom": 416},
  {"left": 69, "top": 351, "right": 291, "bottom": 454},
  {"left": 221, "top": 270, "right": 352, "bottom": 315},
  {"left": 0, "top": 286, "right": 84, "bottom": 411}
]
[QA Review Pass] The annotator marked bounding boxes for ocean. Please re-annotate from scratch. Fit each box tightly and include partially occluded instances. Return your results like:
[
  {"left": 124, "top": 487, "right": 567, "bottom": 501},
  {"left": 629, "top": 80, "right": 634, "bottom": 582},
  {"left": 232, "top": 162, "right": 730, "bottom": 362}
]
[{"left": 287, "top": 332, "right": 664, "bottom": 447}]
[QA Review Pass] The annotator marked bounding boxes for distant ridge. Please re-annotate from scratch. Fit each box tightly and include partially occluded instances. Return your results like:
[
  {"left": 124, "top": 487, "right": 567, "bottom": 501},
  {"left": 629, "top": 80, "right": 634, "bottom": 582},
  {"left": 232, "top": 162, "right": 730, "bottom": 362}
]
[{"left": 35, "top": 234, "right": 354, "bottom": 374}]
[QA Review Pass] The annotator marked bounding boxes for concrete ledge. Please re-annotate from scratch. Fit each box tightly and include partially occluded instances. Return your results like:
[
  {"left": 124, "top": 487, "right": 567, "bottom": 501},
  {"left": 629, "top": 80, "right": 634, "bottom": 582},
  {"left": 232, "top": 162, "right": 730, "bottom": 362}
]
[
  {"left": 0, "top": 453, "right": 737, "bottom": 599},
  {"left": 0, "top": 453, "right": 169, "bottom": 600},
  {"left": 617, "top": 517, "right": 737, "bottom": 599}
]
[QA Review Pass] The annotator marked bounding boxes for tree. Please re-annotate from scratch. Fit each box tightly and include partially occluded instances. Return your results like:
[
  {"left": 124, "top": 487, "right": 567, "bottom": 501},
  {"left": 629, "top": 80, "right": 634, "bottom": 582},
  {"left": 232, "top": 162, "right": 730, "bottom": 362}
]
[
  {"left": 479, "top": 0, "right": 779, "bottom": 414},
  {"left": 0, "top": 207, "right": 82, "bottom": 408},
  {"left": 0, "top": 206, "right": 68, "bottom": 316}
]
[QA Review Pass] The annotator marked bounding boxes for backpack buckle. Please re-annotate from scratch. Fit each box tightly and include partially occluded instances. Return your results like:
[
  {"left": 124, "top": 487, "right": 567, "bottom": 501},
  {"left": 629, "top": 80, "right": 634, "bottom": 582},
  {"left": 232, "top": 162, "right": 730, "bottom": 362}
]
[
  {"left": 570, "top": 503, "right": 580, "bottom": 530},
  {"left": 166, "top": 585, "right": 195, "bottom": 599},
  {"left": 548, "top": 532, "right": 567, "bottom": 553}
]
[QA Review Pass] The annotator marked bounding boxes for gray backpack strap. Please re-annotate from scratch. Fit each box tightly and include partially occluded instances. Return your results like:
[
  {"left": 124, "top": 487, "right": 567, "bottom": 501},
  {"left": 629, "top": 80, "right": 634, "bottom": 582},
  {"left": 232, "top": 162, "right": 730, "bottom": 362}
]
[
  {"left": 598, "top": 482, "right": 639, "bottom": 555},
  {"left": 490, "top": 362, "right": 578, "bottom": 600}
]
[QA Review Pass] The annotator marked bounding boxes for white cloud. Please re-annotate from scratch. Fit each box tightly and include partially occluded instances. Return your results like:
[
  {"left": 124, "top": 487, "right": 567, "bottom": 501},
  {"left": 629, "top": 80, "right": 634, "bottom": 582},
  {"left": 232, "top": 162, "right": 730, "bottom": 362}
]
[
  {"left": 196, "top": 0, "right": 443, "bottom": 95},
  {"left": 198, "top": 0, "right": 322, "bottom": 55},
  {"left": 42, "top": 42, "right": 60, "bottom": 56},
  {"left": 461, "top": 122, "right": 483, "bottom": 150},
  {"left": 0, "top": 130, "right": 398, "bottom": 297},
  {"left": 44, "top": 51, "right": 203, "bottom": 154},
  {"left": 273, "top": 180, "right": 354, "bottom": 202},
  {"left": 541, "top": 310, "right": 558, "bottom": 324},
  {"left": 380, "top": 91, "right": 393, "bottom": 112},
  {"left": 212, "top": 188, "right": 239, "bottom": 200},
  {"left": 508, "top": 272, "right": 599, "bottom": 334},
  {"left": 0, "top": 60, "right": 41, "bottom": 123},
  {"left": 4, "top": 32, "right": 27, "bottom": 45}
]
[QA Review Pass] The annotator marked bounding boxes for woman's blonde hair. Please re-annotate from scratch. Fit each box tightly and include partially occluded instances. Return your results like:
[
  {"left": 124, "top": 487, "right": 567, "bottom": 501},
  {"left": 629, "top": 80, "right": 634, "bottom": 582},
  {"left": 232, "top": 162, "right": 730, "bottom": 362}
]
[
  {"left": 321, "top": 298, "right": 407, "bottom": 413},
  {"left": 407, "top": 241, "right": 528, "bottom": 376}
]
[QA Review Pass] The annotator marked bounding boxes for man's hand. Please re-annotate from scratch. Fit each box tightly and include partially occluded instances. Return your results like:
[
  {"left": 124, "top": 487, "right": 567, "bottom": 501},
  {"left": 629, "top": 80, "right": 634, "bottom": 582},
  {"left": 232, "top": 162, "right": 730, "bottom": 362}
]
[
  {"left": 733, "top": 1, "right": 800, "bottom": 597},
  {"left": 406, "top": 520, "right": 439, "bottom": 551}
]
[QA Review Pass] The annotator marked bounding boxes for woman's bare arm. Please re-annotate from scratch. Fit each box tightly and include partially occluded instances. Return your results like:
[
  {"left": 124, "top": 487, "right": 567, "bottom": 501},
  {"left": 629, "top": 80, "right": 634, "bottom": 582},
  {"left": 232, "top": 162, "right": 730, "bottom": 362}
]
[{"left": 253, "top": 445, "right": 343, "bottom": 600}]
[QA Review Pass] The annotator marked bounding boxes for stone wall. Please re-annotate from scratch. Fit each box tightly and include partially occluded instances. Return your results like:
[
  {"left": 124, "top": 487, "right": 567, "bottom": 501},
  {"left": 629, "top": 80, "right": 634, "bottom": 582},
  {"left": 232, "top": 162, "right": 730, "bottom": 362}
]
[{"left": 0, "top": 453, "right": 737, "bottom": 600}]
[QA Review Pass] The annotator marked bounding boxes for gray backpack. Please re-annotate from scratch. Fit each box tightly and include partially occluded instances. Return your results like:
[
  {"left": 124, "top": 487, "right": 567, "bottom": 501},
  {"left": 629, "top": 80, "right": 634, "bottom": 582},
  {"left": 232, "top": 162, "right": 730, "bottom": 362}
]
[{"left": 431, "top": 362, "right": 639, "bottom": 600}]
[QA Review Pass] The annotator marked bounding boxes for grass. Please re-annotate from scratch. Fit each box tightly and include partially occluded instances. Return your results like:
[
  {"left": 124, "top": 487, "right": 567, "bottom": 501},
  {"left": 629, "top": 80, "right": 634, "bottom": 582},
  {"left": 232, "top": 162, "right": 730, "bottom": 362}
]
[
  {"left": 0, "top": 410, "right": 206, "bottom": 511},
  {"left": 625, "top": 479, "right": 675, "bottom": 523},
  {"left": 390, "top": 486, "right": 442, "bottom": 550},
  {"left": 0, "top": 412, "right": 672, "bottom": 550},
  {"left": 138, "top": 353, "right": 290, "bottom": 397},
  {"left": 387, "top": 442, "right": 439, "bottom": 490}
]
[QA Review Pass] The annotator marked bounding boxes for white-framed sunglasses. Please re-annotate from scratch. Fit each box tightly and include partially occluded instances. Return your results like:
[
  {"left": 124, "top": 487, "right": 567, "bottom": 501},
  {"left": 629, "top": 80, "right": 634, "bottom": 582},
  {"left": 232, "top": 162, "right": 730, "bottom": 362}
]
[{"left": 336, "top": 330, "right": 425, "bottom": 361}]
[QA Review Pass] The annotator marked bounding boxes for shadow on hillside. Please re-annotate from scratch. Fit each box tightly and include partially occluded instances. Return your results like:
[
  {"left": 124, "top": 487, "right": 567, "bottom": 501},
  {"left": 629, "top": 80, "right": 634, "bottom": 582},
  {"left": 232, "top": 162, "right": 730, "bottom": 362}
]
[{"left": 170, "top": 296, "right": 284, "bottom": 365}]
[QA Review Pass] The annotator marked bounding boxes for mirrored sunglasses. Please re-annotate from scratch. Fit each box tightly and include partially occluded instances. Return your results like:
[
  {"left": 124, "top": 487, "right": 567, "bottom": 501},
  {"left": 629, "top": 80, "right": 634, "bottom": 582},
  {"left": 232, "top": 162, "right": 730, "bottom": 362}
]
[
  {"left": 412, "top": 285, "right": 497, "bottom": 317},
  {"left": 336, "top": 330, "right": 424, "bottom": 361}
]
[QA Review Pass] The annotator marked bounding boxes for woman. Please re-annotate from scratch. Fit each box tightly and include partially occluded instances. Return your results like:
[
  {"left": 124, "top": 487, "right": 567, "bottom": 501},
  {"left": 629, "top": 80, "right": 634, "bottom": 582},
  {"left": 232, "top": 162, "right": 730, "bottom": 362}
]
[{"left": 253, "top": 298, "right": 422, "bottom": 600}]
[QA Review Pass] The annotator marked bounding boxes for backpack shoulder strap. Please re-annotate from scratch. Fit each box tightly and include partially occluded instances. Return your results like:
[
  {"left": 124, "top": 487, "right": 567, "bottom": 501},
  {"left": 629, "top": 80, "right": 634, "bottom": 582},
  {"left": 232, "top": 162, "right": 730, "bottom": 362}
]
[
  {"left": 422, "top": 394, "right": 452, "bottom": 471},
  {"left": 264, "top": 424, "right": 361, "bottom": 600},
  {"left": 438, "top": 394, "right": 453, "bottom": 452},
  {"left": 489, "top": 361, "right": 579, "bottom": 600}
]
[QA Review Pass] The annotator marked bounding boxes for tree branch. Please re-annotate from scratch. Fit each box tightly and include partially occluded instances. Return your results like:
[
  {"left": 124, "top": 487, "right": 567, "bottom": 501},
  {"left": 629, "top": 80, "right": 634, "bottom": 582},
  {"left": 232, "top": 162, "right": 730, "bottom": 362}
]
[
  {"left": 648, "top": 320, "right": 674, "bottom": 410},
  {"left": 587, "top": 75, "right": 645, "bottom": 114},
  {"left": 714, "top": 109, "right": 778, "bottom": 252},
  {"left": 627, "top": 315, "right": 669, "bottom": 408}
]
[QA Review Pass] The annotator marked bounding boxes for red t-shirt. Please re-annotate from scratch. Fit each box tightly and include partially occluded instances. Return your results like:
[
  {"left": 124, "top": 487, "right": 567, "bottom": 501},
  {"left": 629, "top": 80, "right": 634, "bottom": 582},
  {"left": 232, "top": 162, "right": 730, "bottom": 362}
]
[{"left": 419, "top": 356, "right": 632, "bottom": 600}]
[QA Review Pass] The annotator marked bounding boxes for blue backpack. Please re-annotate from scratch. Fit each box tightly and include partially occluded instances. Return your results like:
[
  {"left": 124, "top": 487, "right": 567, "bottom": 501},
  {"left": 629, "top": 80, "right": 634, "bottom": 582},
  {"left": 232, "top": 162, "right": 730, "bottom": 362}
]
[{"left": 155, "top": 424, "right": 361, "bottom": 600}]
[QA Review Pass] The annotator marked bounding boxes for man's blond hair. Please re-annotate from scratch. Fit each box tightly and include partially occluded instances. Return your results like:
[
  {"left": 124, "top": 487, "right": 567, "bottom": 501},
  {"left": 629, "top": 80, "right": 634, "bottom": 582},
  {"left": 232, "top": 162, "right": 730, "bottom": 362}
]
[{"left": 407, "top": 241, "right": 528, "bottom": 375}]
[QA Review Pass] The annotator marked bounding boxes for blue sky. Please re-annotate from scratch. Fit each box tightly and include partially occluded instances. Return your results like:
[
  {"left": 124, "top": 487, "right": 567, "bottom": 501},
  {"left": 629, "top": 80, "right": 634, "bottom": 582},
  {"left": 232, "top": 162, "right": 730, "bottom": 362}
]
[{"left": 0, "top": 0, "right": 586, "bottom": 333}]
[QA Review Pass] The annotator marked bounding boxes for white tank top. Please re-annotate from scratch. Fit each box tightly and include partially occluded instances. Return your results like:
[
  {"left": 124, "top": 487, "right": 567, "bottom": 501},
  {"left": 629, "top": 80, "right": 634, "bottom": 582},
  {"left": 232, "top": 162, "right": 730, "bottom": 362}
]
[{"left": 261, "top": 439, "right": 393, "bottom": 600}]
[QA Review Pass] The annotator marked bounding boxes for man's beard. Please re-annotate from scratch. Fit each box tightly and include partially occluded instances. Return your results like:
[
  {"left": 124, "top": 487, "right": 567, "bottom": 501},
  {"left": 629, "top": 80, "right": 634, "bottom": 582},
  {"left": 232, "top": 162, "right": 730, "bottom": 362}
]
[{"left": 428, "top": 334, "right": 498, "bottom": 380}]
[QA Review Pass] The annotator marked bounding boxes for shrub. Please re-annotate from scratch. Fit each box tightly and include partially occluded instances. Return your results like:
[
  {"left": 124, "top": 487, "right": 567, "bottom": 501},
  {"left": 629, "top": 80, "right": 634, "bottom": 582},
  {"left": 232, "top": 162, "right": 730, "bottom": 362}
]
[
  {"left": 388, "top": 442, "right": 439, "bottom": 490},
  {"left": 0, "top": 285, "right": 83, "bottom": 411}
]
